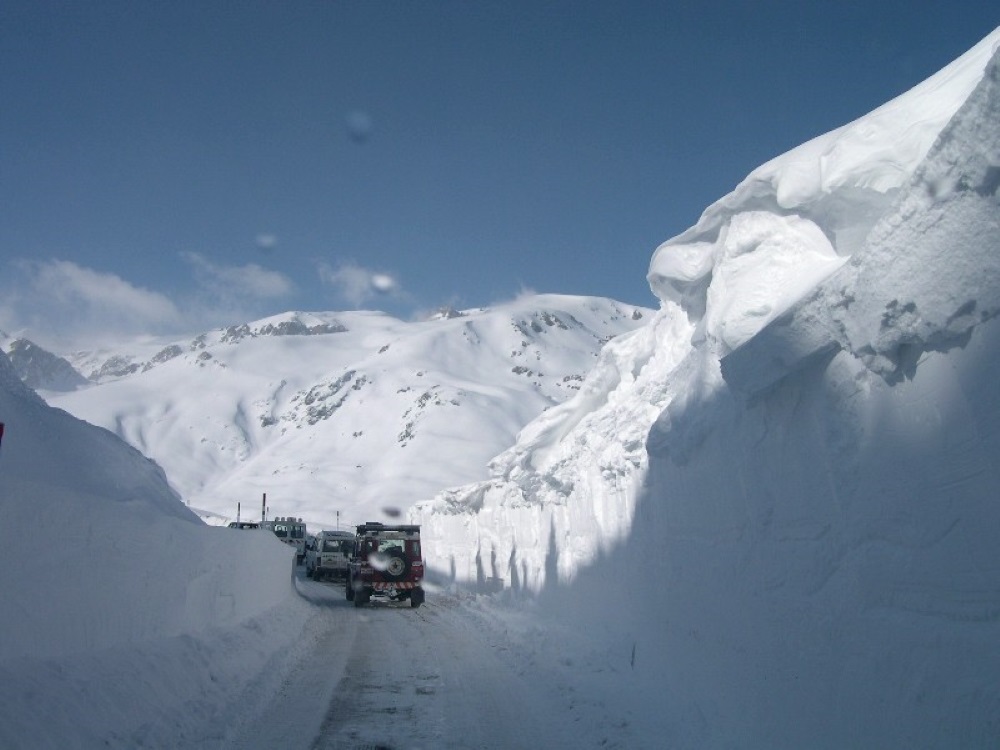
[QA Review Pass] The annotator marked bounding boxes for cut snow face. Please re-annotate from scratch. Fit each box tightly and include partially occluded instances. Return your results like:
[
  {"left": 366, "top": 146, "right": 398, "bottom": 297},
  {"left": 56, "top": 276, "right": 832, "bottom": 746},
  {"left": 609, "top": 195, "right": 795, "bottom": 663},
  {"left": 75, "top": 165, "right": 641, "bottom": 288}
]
[
  {"left": 0, "top": 345, "right": 309, "bottom": 749},
  {"left": 418, "top": 26, "right": 1000, "bottom": 748},
  {"left": 0, "top": 349, "right": 183, "bottom": 514},
  {"left": 648, "top": 28, "right": 1000, "bottom": 325},
  {"left": 421, "top": 25, "right": 1000, "bottom": 593},
  {"left": 723, "top": 40, "right": 1000, "bottom": 394},
  {"left": 0, "top": 351, "right": 295, "bottom": 662}
]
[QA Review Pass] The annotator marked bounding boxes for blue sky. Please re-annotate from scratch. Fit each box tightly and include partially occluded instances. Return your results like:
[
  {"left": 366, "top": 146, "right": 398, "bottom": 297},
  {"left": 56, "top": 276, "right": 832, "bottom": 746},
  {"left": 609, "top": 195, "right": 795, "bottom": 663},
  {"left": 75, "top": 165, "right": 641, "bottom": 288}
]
[{"left": 2, "top": 1, "right": 998, "bottom": 347}]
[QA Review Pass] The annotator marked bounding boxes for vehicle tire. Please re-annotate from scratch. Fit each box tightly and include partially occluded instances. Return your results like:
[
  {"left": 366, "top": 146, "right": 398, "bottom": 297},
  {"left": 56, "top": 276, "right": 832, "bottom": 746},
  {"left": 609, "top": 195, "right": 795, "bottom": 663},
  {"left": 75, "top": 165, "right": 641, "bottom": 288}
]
[
  {"left": 346, "top": 579, "right": 355, "bottom": 601},
  {"left": 353, "top": 588, "right": 368, "bottom": 608},
  {"left": 383, "top": 552, "right": 409, "bottom": 582},
  {"left": 410, "top": 587, "right": 424, "bottom": 608}
]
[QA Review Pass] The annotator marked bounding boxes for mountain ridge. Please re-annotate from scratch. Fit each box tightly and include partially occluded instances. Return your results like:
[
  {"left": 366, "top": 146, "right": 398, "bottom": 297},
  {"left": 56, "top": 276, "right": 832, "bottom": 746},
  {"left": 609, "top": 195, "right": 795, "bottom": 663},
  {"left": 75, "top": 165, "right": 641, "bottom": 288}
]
[{"left": 45, "top": 294, "right": 651, "bottom": 526}]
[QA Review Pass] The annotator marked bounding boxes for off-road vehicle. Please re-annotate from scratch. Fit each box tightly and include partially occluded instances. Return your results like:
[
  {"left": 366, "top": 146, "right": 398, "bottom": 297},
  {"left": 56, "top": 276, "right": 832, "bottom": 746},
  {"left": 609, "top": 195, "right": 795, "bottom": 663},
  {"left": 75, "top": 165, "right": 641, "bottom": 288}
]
[
  {"left": 346, "top": 522, "right": 424, "bottom": 608},
  {"left": 307, "top": 529, "right": 354, "bottom": 581},
  {"left": 264, "top": 516, "right": 308, "bottom": 564}
]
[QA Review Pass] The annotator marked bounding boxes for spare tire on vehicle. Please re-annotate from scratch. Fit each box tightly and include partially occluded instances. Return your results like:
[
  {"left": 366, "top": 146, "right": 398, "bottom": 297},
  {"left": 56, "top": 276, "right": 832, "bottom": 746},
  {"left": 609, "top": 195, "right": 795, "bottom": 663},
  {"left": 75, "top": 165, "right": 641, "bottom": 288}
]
[{"left": 383, "top": 551, "right": 409, "bottom": 581}]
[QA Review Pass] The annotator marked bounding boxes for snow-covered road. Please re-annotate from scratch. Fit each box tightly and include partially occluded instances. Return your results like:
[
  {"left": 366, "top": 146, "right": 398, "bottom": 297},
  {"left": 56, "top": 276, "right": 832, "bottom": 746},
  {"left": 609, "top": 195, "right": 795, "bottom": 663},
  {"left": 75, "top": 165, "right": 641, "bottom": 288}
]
[{"left": 221, "top": 570, "right": 635, "bottom": 750}]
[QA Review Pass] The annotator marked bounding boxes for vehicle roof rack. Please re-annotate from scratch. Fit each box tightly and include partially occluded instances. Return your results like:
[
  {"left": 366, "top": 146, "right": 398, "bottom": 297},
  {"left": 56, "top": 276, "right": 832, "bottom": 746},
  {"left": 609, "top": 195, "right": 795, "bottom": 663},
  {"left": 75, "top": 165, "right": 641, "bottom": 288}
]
[{"left": 355, "top": 521, "right": 420, "bottom": 535}]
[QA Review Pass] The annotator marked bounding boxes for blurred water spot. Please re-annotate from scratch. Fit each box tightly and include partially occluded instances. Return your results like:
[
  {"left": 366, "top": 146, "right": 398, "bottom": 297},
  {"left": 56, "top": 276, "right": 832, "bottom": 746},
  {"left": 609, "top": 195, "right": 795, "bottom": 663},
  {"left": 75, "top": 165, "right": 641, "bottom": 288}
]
[
  {"left": 347, "top": 110, "right": 373, "bottom": 143},
  {"left": 255, "top": 233, "right": 277, "bottom": 253}
]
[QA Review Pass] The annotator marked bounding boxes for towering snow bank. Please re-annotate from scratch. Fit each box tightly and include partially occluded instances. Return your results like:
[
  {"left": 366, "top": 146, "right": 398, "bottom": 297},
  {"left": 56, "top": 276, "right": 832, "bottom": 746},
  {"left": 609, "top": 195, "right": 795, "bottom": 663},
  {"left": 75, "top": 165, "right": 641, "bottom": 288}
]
[
  {"left": 418, "top": 27, "right": 1000, "bottom": 745},
  {"left": 724, "top": 40, "right": 1000, "bottom": 394},
  {"left": 416, "top": 308, "right": 692, "bottom": 587},
  {"left": 0, "top": 350, "right": 184, "bottom": 515},
  {"left": 648, "top": 28, "right": 1000, "bottom": 325},
  {"left": 624, "top": 319, "right": 1000, "bottom": 748},
  {"left": 626, "top": 44, "right": 1000, "bottom": 746},
  {"left": 0, "top": 350, "right": 305, "bottom": 746},
  {"left": 0, "top": 351, "right": 295, "bottom": 662},
  {"left": 422, "top": 24, "right": 999, "bottom": 574},
  {"left": 420, "top": 28, "right": 1000, "bottom": 590}
]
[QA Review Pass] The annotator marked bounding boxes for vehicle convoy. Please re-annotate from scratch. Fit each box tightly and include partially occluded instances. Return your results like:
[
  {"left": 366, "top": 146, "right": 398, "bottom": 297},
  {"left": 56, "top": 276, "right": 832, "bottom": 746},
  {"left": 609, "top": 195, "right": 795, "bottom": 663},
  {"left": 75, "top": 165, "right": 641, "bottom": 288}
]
[
  {"left": 346, "top": 522, "right": 425, "bottom": 608},
  {"left": 307, "top": 530, "right": 354, "bottom": 581},
  {"left": 264, "top": 517, "right": 308, "bottom": 563}
]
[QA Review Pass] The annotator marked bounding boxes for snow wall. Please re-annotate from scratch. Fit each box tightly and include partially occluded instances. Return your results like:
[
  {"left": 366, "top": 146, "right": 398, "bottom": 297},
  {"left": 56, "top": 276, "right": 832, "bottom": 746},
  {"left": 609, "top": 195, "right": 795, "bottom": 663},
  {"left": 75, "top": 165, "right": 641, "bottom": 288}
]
[
  {"left": 418, "top": 28, "right": 1000, "bottom": 746},
  {"left": 0, "top": 350, "right": 296, "bottom": 662}
]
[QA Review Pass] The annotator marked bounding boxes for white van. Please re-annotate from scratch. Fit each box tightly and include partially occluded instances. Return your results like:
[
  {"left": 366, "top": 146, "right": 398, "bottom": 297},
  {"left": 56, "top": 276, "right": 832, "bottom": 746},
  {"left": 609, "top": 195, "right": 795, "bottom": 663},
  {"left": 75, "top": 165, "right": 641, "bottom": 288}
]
[
  {"left": 306, "top": 530, "right": 355, "bottom": 581},
  {"left": 265, "top": 517, "right": 308, "bottom": 564}
]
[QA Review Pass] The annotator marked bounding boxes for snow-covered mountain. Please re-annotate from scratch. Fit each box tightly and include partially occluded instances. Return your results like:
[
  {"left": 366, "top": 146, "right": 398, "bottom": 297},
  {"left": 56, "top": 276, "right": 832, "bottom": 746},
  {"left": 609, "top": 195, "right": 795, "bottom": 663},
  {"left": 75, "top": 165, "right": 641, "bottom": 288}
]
[
  {"left": 46, "top": 297, "right": 649, "bottom": 527},
  {"left": 418, "top": 27, "right": 1000, "bottom": 747},
  {"left": 3, "top": 337, "right": 89, "bottom": 391},
  {"left": 3, "top": 25, "right": 999, "bottom": 749}
]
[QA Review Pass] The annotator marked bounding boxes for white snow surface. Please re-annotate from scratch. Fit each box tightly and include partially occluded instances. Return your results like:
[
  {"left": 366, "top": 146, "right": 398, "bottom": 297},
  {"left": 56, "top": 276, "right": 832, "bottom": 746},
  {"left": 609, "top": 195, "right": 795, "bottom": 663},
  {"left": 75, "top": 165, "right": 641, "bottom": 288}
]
[
  {"left": 47, "top": 296, "right": 648, "bottom": 529},
  {"left": 2, "top": 27, "right": 1000, "bottom": 749},
  {"left": 419, "top": 26, "right": 1000, "bottom": 747},
  {"left": 1, "top": 296, "right": 650, "bottom": 748},
  {"left": 0, "top": 350, "right": 302, "bottom": 746}
]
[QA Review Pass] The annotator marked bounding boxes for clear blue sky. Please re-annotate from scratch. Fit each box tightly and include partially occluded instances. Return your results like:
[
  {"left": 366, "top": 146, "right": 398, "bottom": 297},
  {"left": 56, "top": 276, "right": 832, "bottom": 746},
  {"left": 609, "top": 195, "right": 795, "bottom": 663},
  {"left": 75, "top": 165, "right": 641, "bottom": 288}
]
[{"left": 2, "top": 1, "right": 998, "bottom": 345}]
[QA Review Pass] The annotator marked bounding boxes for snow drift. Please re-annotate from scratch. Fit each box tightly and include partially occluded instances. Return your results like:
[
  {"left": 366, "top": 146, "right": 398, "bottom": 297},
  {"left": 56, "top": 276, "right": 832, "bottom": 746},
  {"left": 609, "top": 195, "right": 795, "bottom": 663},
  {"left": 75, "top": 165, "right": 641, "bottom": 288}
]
[
  {"left": 418, "top": 27, "right": 1000, "bottom": 746},
  {"left": 0, "top": 351, "right": 301, "bottom": 746}
]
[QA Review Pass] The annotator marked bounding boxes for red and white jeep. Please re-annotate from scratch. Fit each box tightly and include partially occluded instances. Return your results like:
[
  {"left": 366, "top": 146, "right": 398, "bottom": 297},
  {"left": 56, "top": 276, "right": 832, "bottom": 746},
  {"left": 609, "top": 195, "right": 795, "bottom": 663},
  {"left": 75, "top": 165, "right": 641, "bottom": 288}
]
[{"left": 346, "top": 522, "right": 425, "bottom": 608}]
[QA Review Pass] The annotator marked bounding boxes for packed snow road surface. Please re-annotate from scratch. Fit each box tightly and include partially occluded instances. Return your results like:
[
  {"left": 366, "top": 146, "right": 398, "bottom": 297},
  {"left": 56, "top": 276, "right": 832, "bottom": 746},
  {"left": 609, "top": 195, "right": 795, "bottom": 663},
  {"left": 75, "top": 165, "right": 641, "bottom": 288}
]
[{"left": 223, "top": 570, "right": 633, "bottom": 750}]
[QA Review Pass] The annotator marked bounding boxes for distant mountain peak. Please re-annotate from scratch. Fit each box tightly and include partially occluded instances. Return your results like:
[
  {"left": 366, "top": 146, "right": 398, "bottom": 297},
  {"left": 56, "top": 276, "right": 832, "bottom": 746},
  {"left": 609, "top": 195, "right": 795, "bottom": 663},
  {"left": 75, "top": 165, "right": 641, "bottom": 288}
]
[
  {"left": 428, "top": 306, "right": 466, "bottom": 320},
  {"left": 46, "top": 294, "right": 652, "bottom": 522},
  {"left": 5, "top": 338, "right": 88, "bottom": 392},
  {"left": 219, "top": 316, "right": 348, "bottom": 344}
]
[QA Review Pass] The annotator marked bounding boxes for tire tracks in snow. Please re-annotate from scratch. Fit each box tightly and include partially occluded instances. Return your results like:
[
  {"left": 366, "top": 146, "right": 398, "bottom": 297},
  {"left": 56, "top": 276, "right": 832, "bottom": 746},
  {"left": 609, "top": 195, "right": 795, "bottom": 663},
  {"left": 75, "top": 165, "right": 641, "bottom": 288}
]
[
  {"left": 310, "top": 594, "right": 588, "bottom": 750},
  {"left": 219, "top": 572, "right": 359, "bottom": 750},
  {"left": 225, "top": 571, "right": 629, "bottom": 749}
]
